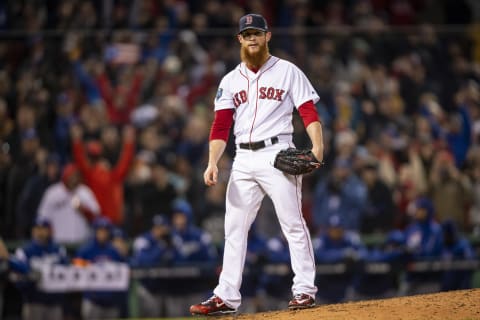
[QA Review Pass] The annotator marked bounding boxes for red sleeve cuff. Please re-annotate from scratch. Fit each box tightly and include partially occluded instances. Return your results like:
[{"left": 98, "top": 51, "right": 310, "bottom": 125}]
[
  {"left": 209, "top": 109, "right": 234, "bottom": 142},
  {"left": 298, "top": 100, "right": 320, "bottom": 128}
]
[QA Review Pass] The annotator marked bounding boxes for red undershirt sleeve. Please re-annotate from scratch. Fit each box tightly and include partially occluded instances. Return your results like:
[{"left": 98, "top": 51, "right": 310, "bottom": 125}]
[
  {"left": 298, "top": 100, "right": 320, "bottom": 128},
  {"left": 209, "top": 108, "right": 234, "bottom": 142}
]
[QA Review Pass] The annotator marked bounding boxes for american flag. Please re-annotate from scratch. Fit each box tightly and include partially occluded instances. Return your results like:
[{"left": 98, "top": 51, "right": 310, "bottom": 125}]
[{"left": 105, "top": 43, "right": 140, "bottom": 65}]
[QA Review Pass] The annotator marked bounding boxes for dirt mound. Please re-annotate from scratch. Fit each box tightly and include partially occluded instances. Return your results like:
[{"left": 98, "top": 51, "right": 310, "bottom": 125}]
[{"left": 223, "top": 289, "right": 480, "bottom": 320}]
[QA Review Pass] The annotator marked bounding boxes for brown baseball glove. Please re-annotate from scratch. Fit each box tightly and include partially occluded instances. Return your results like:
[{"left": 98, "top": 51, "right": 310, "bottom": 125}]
[{"left": 273, "top": 148, "right": 322, "bottom": 175}]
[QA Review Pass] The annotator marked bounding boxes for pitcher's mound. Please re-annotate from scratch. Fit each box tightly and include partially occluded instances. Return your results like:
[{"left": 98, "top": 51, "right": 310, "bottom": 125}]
[{"left": 224, "top": 289, "right": 480, "bottom": 320}]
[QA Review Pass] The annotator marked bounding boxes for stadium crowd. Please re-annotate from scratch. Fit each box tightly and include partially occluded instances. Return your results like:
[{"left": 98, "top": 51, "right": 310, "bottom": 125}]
[{"left": 0, "top": 0, "right": 480, "bottom": 319}]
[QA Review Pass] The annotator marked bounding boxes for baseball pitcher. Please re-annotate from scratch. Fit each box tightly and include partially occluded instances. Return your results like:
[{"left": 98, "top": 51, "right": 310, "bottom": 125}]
[{"left": 190, "top": 13, "right": 324, "bottom": 316}]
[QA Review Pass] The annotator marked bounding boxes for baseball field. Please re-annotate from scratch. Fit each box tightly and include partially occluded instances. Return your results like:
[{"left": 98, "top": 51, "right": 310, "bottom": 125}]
[{"left": 175, "top": 289, "right": 479, "bottom": 320}]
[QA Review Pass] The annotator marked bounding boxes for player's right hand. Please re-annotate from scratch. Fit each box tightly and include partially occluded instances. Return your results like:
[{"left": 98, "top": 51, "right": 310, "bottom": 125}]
[{"left": 204, "top": 164, "right": 218, "bottom": 186}]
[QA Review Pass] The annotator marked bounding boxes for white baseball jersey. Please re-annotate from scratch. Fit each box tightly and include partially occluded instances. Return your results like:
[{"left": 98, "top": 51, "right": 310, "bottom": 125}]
[
  {"left": 37, "top": 182, "right": 100, "bottom": 244},
  {"left": 214, "top": 56, "right": 320, "bottom": 144}
]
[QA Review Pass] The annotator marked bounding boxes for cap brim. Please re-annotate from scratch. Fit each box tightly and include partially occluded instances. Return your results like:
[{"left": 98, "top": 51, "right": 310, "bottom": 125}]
[{"left": 238, "top": 27, "right": 268, "bottom": 34}]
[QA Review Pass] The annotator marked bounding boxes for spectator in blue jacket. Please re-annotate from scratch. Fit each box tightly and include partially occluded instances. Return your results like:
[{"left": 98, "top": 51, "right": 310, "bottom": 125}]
[
  {"left": 168, "top": 199, "right": 218, "bottom": 317},
  {"left": 421, "top": 99, "right": 472, "bottom": 168},
  {"left": 130, "top": 214, "right": 176, "bottom": 318},
  {"left": 440, "top": 219, "right": 476, "bottom": 291},
  {"left": 313, "top": 215, "right": 365, "bottom": 304},
  {"left": 313, "top": 156, "right": 368, "bottom": 232},
  {"left": 404, "top": 197, "right": 444, "bottom": 294},
  {"left": 353, "top": 230, "right": 409, "bottom": 300},
  {"left": 75, "top": 217, "right": 126, "bottom": 320},
  {"left": 405, "top": 197, "right": 443, "bottom": 258},
  {"left": 170, "top": 199, "right": 217, "bottom": 264},
  {"left": 12, "top": 217, "right": 68, "bottom": 320}
]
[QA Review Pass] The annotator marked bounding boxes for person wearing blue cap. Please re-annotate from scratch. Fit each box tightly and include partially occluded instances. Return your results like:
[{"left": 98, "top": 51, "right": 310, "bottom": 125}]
[
  {"left": 12, "top": 217, "right": 68, "bottom": 320},
  {"left": 404, "top": 196, "right": 444, "bottom": 295},
  {"left": 170, "top": 199, "right": 217, "bottom": 264},
  {"left": 312, "top": 215, "right": 366, "bottom": 304},
  {"left": 405, "top": 197, "right": 443, "bottom": 258},
  {"left": 167, "top": 200, "right": 218, "bottom": 317},
  {"left": 75, "top": 217, "right": 126, "bottom": 320},
  {"left": 130, "top": 214, "right": 177, "bottom": 318}
]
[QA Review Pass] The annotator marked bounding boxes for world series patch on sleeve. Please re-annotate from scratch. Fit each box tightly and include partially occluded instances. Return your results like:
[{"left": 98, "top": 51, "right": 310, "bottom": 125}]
[{"left": 273, "top": 148, "right": 322, "bottom": 175}]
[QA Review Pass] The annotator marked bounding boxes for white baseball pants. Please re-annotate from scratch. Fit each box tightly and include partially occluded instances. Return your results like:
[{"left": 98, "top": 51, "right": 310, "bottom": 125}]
[{"left": 213, "top": 141, "right": 317, "bottom": 309}]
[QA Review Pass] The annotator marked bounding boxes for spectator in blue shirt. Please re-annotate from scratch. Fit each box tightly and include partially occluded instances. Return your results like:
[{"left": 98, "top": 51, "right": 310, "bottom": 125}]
[
  {"left": 405, "top": 197, "right": 443, "bottom": 258},
  {"left": 170, "top": 199, "right": 217, "bottom": 264},
  {"left": 75, "top": 217, "right": 125, "bottom": 320},
  {"left": 12, "top": 217, "right": 68, "bottom": 320},
  {"left": 130, "top": 214, "right": 176, "bottom": 318},
  {"left": 168, "top": 199, "right": 218, "bottom": 317},
  {"left": 404, "top": 197, "right": 444, "bottom": 295},
  {"left": 440, "top": 219, "right": 476, "bottom": 291},
  {"left": 313, "top": 215, "right": 365, "bottom": 304}
]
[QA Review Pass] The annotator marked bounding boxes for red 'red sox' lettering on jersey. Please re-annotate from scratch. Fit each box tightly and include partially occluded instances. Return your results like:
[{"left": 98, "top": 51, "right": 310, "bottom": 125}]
[
  {"left": 233, "top": 90, "right": 247, "bottom": 107},
  {"left": 234, "top": 87, "right": 285, "bottom": 107},
  {"left": 259, "top": 87, "right": 285, "bottom": 101}
]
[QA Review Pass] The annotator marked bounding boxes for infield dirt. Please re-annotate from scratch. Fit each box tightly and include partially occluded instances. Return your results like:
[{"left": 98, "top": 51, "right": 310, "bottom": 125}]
[{"left": 219, "top": 288, "right": 480, "bottom": 320}]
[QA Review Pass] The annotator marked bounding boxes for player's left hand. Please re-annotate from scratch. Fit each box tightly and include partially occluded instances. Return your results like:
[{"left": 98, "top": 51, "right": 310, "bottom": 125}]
[{"left": 273, "top": 148, "right": 323, "bottom": 175}]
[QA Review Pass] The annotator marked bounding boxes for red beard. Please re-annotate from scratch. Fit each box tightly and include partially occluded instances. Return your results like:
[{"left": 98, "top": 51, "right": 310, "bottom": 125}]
[{"left": 240, "top": 42, "right": 269, "bottom": 68}]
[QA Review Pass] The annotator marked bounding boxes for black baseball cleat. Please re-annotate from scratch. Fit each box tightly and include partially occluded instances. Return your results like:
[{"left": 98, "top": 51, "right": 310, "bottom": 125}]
[
  {"left": 190, "top": 295, "right": 237, "bottom": 316},
  {"left": 288, "top": 293, "right": 316, "bottom": 310}
]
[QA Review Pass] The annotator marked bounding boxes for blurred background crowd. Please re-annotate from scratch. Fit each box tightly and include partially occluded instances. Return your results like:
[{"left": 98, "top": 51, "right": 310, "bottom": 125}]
[{"left": 0, "top": 0, "right": 480, "bottom": 319}]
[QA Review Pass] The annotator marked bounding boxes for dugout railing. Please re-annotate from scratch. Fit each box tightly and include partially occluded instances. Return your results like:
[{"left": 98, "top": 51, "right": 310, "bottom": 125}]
[{"left": 1, "top": 256, "right": 479, "bottom": 318}]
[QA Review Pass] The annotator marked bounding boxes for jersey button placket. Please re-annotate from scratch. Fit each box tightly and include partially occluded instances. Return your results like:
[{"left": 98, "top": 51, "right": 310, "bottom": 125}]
[{"left": 248, "top": 77, "right": 260, "bottom": 147}]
